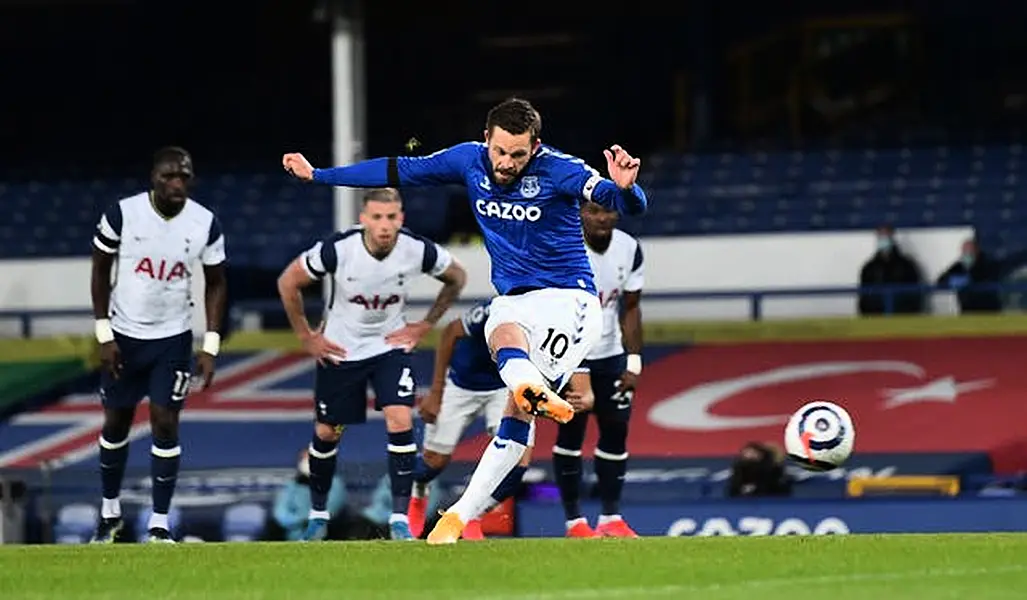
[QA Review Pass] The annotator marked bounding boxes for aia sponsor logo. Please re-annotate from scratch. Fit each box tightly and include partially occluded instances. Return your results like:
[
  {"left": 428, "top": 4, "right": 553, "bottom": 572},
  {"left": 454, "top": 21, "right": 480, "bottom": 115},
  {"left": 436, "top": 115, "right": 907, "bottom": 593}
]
[
  {"left": 349, "top": 294, "right": 401, "bottom": 310},
  {"left": 135, "top": 257, "right": 188, "bottom": 281}
]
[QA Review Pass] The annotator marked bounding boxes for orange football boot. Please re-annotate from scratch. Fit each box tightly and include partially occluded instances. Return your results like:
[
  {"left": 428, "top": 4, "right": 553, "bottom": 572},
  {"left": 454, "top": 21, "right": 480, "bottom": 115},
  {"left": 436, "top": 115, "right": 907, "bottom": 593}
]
[
  {"left": 566, "top": 520, "right": 600, "bottom": 538},
  {"left": 513, "top": 383, "right": 574, "bottom": 424},
  {"left": 596, "top": 518, "right": 639, "bottom": 538},
  {"left": 426, "top": 511, "right": 465, "bottom": 545}
]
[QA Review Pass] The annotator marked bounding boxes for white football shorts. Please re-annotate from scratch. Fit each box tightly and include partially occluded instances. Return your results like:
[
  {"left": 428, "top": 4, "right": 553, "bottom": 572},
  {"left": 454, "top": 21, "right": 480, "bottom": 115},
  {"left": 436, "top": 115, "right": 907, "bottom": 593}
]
[
  {"left": 423, "top": 382, "right": 510, "bottom": 455},
  {"left": 484, "top": 288, "right": 602, "bottom": 386}
]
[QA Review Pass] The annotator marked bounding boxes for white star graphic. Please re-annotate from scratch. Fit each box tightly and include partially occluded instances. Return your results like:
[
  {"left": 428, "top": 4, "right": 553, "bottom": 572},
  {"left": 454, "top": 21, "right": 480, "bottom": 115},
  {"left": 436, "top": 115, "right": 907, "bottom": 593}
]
[{"left": 881, "top": 376, "right": 994, "bottom": 408}]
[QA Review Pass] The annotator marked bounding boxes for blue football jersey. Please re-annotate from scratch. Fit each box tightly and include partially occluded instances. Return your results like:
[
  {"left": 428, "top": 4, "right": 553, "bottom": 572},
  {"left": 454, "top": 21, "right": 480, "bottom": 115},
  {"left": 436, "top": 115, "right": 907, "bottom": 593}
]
[
  {"left": 311, "top": 142, "right": 648, "bottom": 295},
  {"left": 447, "top": 300, "right": 505, "bottom": 392}
]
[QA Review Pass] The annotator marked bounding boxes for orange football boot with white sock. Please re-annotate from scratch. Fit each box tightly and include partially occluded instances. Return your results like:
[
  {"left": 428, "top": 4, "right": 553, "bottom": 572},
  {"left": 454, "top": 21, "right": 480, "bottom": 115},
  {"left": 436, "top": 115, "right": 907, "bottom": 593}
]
[
  {"left": 513, "top": 383, "right": 574, "bottom": 424},
  {"left": 461, "top": 519, "right": 485, "bottom": 540},
  {"left": 565, "top": 519, "right": 600, "bottom": 538},
  {"left": 596, "top": 517, "right": 639, "bottom": 538},
  {"left": 426, "top": 511, "right": 465, "bottom": 545},
  {"left": 407, "top": 495, "right": 428, "bottom": 538}
]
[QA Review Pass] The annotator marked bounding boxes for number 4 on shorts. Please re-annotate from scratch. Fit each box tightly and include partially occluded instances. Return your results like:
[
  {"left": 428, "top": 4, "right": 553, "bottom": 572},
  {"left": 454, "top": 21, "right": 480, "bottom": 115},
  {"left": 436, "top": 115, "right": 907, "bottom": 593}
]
[{"left": 397, "top": 367, "right": 415, "bottom": 397}]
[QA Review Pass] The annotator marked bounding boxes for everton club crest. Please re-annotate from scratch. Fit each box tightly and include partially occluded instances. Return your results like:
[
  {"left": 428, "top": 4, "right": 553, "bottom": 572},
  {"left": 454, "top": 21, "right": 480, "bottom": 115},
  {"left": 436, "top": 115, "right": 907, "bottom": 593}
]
[{"left": 520, "top": 176, "right": 540, "bottom": 199}]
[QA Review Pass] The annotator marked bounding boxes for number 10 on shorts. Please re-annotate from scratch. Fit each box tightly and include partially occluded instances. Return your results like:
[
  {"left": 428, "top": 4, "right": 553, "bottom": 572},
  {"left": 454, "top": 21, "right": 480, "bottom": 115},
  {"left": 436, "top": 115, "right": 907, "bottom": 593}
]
[{"left": 539, "top": 328, "right": 570, "bottom": 359}]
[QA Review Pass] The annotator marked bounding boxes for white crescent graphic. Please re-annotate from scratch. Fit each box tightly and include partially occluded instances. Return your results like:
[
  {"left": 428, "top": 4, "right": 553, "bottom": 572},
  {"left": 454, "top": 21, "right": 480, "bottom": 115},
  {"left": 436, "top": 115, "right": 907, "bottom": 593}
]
[{"left": 648, "top": 361, "right": 925, "bottom": 432}]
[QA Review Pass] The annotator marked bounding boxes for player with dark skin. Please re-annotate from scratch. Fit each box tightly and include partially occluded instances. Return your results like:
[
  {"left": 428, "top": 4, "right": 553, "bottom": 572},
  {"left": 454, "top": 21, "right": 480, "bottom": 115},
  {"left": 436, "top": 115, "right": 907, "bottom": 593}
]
[
  {"left": 90, "top": 153, "right": 227, "bottom": 455},
  {"left": 580, "top": 203, "right": 643, "bottom": 393}
]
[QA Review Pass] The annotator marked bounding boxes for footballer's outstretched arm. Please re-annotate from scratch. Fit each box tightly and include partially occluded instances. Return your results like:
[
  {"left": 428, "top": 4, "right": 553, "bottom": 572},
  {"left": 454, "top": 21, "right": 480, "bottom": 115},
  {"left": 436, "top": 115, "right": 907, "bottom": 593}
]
[
  {"left": 283, "top": 143, "right": 478, "bottom": 188},
  {"left": 554, "top": 150, "right": 648, "bottom": 216},
  {"left": 588, "top": 178, "right": 648, "bottom": 216},
  {"left": 599, "top": 144, "right": 647, "bottom": 215}
]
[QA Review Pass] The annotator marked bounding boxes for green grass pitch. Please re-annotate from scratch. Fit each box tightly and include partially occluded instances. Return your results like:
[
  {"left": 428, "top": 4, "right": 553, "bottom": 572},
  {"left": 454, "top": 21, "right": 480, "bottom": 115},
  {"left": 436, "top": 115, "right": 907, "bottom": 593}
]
[{"left": 2, "top": 534, "right": 1026, "bottom": 599}]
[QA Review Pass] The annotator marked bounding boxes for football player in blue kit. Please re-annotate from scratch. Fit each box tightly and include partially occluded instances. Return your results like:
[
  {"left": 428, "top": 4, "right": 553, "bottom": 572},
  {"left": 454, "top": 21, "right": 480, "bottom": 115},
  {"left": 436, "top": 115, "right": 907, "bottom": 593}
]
[
  {"left": 282, "top": 97, "right": 647, "bottom": 543},
  {"left": 410, "top": 298, "right": 595, "bottom": 540}
]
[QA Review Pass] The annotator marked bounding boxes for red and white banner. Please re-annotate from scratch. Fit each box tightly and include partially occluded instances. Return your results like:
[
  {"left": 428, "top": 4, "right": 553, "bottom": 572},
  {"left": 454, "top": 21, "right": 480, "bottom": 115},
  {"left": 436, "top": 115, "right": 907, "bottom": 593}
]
[{"left": 456, "top": 337, "right": 1027, "bottom": 471}]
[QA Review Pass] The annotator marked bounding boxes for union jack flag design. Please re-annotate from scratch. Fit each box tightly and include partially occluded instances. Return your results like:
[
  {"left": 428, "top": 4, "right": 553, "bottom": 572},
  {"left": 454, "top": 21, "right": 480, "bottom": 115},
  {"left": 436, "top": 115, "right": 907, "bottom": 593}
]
[{"left": 0, "top": 351, "right": 460, "bottom": 471}]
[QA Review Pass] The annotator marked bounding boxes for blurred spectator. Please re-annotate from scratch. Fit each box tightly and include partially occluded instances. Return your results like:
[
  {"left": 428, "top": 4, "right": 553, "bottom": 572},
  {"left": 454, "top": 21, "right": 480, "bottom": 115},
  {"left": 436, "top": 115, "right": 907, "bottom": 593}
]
[
  {"left": 267, "top": 449, "right": 346, "bottom": 541},
  {"left": 937, "top": 238, "right": 1003, "bottom": 314},
  {"left": 858, "top": 225, "right": 925, "bottom": 315},
  {"left": 727, "top": 442, "right": 793, "bottom": 498}
]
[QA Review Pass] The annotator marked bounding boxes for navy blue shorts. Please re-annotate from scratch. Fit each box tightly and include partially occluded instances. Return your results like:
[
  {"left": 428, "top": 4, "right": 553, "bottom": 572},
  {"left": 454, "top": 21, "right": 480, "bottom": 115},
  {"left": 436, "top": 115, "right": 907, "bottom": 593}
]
[
  {"left": 582, "top": 354, "right": 631, "bottom": 421},
  {"left": 313, "top": 349, "right": 415, "bottom": 426},
  {"left": 100, "top": 330, "right": 193, "bottom": 411}
]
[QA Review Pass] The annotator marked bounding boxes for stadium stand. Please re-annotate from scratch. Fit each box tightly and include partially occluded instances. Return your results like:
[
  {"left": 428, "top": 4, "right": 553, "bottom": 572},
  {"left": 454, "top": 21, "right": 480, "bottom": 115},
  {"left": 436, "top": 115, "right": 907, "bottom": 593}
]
[
  {"left": 2, "top": 141, "right": 1023, "bottom": 266},
  {"left": 0, "top": 176, "right": 453, "bottom": 267}
]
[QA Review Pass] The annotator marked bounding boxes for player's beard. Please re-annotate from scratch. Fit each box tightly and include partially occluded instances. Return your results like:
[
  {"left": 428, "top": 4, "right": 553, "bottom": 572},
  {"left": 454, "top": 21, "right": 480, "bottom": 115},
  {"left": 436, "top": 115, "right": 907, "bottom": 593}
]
[
  {"left": 585, "top": 233, "right": 612, "bottom": 252},
  {"left": 494, "top": 168, "right": 518, "bottom": 184},
  {"left": 153, "top": 192, "right": 186, "bottom": 217}
]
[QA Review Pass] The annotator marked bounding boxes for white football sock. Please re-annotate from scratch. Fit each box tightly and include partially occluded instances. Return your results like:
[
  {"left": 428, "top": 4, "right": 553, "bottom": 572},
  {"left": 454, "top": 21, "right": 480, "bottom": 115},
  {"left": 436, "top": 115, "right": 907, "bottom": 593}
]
[
  {"left": 147, "top": 511, "right": 169, "bottom": 531},
  {"left": 389, "top": 513, "right": 409, "bottom": 524},
  {"left": 498, "top": 355, "right": 546, "bottom": 391},
  {"left": 598, "top": 514, "right": 622, "bottom": 525},
  {"left": 308, "top": 509, "right": 330, "bottom": 521},
  {"left": 449, "top": 438, "right": 527, "bottom": 523},
  {"left": 100, "top": 497, "right": 121, "bottom": 519}
]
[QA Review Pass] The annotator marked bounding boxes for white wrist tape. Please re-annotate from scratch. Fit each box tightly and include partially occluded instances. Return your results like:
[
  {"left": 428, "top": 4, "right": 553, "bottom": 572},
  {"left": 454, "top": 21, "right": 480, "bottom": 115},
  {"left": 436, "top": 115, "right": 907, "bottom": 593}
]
[
  {"left": 202, "top": 331, "right": 221, "bottom": 356},
  {"left": 626, "top": 354, "right": 642, "bottom": 375},
  {"left": 94, "top": 319, "right": 115, "bottom": 344}
]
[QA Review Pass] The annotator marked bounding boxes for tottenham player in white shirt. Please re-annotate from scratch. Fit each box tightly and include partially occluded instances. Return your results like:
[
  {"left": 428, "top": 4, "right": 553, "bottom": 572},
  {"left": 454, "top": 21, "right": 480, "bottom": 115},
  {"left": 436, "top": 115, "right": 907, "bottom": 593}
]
[
  {"left": 89, "top": 147, "right": 227, "bottom": 544},
  {"left": 553, "top": 202, "right": 644, "bottom": 538},
  {"left": 276, "top": 188, "right": 466, "bottom": 541}
]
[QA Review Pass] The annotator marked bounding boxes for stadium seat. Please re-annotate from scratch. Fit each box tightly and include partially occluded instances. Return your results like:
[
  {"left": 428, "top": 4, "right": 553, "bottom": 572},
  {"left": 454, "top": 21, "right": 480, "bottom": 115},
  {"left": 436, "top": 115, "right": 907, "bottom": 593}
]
[
  {"left": 221, "top": 502, "right": 268, "bottom": 542},
  {"left": 53, "top": 503, "right": 99, "bottom": 544},
  {"left": 3, "top": 141, "right": 1025, "bottom": 262}
]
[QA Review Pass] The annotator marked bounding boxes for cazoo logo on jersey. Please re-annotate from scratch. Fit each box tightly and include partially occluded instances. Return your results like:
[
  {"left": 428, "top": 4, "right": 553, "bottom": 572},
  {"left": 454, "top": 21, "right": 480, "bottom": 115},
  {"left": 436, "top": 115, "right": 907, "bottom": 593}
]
[
  {"left": 667, "top": 516, "right": 850, "bottom": 537},
  {"left": 476, "top": 199, "right": 542, "bottom": 222}
]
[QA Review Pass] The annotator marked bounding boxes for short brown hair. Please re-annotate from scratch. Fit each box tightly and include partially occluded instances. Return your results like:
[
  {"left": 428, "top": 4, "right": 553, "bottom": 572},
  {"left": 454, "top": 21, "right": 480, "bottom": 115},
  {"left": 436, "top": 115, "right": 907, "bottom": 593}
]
[
  {"left": 363, "top": 188, "right": 402, "bottom": 206},
  {"left": 485, "top": 98, "right": 542, "bottom": 142}
]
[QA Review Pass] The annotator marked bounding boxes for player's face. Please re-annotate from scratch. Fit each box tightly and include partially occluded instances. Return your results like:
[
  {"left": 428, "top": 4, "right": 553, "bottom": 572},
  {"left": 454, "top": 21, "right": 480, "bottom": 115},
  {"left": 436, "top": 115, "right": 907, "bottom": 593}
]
[
  {"left": 485, "top": 126, "right": 539, "bottom": 185},
  {"left": 581, "top": 202, "right": 618, "bottom": 250},
  {"left": 360, "top": 200, "right": 404, "bottom": 249},
  {"left": 151, "top": 159, "right": 193, "bottom": 204}
]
